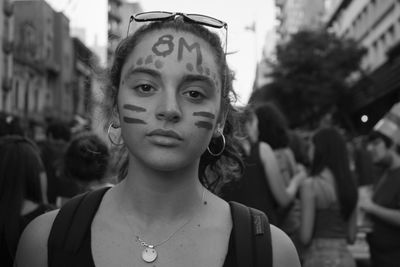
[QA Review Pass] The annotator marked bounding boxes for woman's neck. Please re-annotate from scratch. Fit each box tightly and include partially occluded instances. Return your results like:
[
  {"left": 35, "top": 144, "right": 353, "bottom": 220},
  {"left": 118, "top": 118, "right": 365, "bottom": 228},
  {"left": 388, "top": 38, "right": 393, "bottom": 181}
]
[{"left": 116, "top": 159, "right": 204, "bottom": 224}]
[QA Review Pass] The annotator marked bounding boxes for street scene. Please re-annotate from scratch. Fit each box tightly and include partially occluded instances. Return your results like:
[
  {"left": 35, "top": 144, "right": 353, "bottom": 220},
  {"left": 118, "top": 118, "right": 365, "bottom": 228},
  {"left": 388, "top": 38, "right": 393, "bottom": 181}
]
[{"left": 1, "top": 0, "right": 400, "bottom": 266}]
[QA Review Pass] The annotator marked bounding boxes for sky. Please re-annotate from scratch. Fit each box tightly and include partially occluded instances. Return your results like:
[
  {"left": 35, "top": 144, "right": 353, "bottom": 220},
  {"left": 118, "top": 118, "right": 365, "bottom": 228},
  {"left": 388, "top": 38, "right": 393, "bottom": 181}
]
[{"left": 46, "top": 0, "right": 277, "bottom": 105}]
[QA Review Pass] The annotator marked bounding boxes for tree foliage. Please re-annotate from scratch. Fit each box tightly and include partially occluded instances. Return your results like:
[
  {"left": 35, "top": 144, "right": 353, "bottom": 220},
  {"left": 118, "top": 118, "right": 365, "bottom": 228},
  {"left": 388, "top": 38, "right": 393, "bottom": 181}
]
[{"left": 252, "top": 29, "right": 367, "bottom": 127}]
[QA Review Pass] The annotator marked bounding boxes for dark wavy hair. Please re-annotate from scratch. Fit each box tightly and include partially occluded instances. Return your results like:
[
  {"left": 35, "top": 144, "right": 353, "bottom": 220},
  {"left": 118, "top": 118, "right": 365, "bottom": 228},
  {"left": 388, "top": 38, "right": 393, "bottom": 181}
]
[
  {"left": 254, "top": 102, "right": 289, "bottom": 149},
  {"left": 310, "top": 128, "right": 358, "bottom": 220},
  {"left": 0, "top": 135, "right": 44, "bottom": 257},
  {"left": 101, "top": 18, "right": 243, "bottom": 192},
  {"left": 63, "top": 133, "right": 110, "bottom": 184}
]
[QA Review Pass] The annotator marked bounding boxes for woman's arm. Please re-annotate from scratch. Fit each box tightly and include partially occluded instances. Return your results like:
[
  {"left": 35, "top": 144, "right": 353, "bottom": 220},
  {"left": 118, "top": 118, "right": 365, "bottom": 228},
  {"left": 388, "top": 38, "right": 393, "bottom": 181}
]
[
  {"left": 259, "top": 142, "right": 305, "bottom": 208},
  {"left": 271, "top": 224, "right": 301, "bottom": 267},
  {"left": 14, "top": 210, "right": 59, "bottom": 267},
  {"left": 259, "top": 142, "right": 292, "bottom": 207},
  {"left": 299, "top": 178, "right": 315, "bottom": 245},
  {"left": 360, "top": 198, "right": 400, "bottom": 227},
  {"left": 346, "top": 209, "right": 357, "bottom": 244}
]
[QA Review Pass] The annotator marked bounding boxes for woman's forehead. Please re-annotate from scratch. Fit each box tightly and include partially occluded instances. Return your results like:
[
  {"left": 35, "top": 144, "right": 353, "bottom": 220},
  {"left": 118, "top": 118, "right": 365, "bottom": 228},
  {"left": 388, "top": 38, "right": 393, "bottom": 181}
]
[
  {"left": 122, "top": 29, "right": 221, "bottom": 87},
  {"left": 131, "top": 29, "right": 217, "bottom": 65}
]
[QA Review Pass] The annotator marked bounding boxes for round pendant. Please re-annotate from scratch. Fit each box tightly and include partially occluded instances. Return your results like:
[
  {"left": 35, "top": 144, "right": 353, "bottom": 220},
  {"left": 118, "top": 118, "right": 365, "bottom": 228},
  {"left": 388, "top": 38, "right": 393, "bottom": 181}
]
[{"left": 142, "top": 247, "right": 158, "bottom": 263}]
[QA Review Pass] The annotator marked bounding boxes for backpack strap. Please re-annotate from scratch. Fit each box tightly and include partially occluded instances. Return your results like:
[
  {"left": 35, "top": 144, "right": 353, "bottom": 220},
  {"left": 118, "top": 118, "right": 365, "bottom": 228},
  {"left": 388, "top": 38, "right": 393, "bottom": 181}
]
[
  {"left": 250, "top": 207, "right": 273, "bottom": 267},
  {"left": 47, "top": 187, "right": 110, "bottom": 266},
  {"left": 229, "top": 201, "right": 272, "bottom": 267},
  {"left": 229, "top": 201, "right": 254, "bottom": 267}
]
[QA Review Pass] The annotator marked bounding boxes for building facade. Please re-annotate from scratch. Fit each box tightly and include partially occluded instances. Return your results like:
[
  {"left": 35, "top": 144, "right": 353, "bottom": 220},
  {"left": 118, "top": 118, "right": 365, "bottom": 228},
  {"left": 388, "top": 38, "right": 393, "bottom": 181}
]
[
  {"left": 72, "top": 37, "right": 97, "bottom": 118},
  {"left": 107, "top": 0, "right": 122, "bottom": 65},
  {"left": 7, "top": 0, "right": 92, "bottom": 127},
  {"left": 1, "top": 0, "right": 14, "bottom": 111},
  {"left": 54, "top": 11, "right": 74, "bottom": 120},
  {"left": 12, "top": 0, "right": 57, "bottom": 123},
  {"left": 326, "top": 0, "right": 400, "bottom": 133},
  {"left": 275, "top": 0, "right": 326, "bottom": 42}
]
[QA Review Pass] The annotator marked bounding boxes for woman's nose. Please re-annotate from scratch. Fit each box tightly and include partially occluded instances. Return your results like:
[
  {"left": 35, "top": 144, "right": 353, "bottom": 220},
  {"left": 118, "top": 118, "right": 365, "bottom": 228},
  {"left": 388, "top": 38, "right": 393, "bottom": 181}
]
[{"left": 155, "top": 92, "right": 182, "bottom": 123}]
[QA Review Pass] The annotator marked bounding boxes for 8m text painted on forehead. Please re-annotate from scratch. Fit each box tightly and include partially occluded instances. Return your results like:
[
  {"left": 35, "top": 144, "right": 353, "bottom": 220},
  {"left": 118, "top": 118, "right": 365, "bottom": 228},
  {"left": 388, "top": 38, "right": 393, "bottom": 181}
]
[{"left": 132, "top": 34, "right": 220, "bottom": 89}]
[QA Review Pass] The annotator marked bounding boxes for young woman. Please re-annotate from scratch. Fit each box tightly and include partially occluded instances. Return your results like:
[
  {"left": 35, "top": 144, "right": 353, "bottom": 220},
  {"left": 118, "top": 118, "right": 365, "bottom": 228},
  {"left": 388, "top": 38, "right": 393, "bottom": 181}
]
[
  {"left": 299, "top": 127, "right": 358, "bottom": 267},
  {"left": 0, "top": 135, "right": 53, "bottom": 266},
  {"left": 222, "top": 105, "right": 305, "bottom": 227},
  {"left": 254, "top": 103, "right": 306, "bottom": 256},
  {"left": 15, "top": 12, "right": 299, "bottom": 267}
]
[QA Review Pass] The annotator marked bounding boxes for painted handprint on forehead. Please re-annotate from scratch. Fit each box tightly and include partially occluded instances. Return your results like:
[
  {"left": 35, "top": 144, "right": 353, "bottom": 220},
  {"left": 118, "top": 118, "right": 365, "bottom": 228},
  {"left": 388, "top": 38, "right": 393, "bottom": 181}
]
[
  {"left": 124, "top": 34, "right": 220, "bottom": 88},
  {"left": 122, "top": 104, "right": 147, "bottom": 125},
  {"left": 155, "top": 59, "right": 164, "bottom": 69},
  {"left": 152, "top": 34, "right": 202, "bottom": 66},
  {"left": 145, "top": 55, "right": 153, "bottom": 65},
  {"left": 193, "top": 111, "right": 215, "bottom": 131}
]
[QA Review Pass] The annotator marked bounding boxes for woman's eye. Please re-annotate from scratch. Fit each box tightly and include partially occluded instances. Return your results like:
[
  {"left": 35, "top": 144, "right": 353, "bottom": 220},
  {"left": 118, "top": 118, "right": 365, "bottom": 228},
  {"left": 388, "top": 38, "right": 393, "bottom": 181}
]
[
  {"left": 185, "top": 90, "right": 205, "bottom": 100},
  {"left": 134, "top": 84, "right": 155, "bottom": 94}
]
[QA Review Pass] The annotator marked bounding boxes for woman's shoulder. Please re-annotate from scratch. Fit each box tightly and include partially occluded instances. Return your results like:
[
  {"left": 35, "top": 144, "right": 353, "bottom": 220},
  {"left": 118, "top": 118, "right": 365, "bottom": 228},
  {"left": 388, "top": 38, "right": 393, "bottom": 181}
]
[
  {"left": 270, "top": 224, "right": 301, "bottom": 266},
  {"left": 15, "top": 209, "right": 59, "bottom": 267}
]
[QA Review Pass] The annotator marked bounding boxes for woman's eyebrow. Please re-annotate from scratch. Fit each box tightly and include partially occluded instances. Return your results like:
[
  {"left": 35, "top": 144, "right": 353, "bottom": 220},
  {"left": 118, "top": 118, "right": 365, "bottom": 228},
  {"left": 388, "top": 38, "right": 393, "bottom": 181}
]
[
  {"left": 122, "top": 66, "right": 161, "bottom": 82},
  {"left": 180, "top": 74, "right": 216, "bottom": 89}
]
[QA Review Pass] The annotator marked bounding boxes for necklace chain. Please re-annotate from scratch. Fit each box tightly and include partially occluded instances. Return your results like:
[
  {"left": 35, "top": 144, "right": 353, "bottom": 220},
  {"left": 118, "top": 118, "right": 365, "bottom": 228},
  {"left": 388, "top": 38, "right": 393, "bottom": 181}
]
[{"left": 123, "top": 187, "right": 206, "bottom": 249}]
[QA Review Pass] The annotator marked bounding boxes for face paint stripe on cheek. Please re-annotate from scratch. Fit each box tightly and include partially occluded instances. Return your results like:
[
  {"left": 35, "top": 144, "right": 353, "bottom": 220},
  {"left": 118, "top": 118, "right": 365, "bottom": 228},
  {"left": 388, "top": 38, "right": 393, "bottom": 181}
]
[
  {"left": 195, "top": 121, "right": 213, "bottom": 130},
  {"left": 123, "top": 104, "right": 146, "bottom": 112},
  {"left": 193, "top": 112, "right": 215, "bottom": 119},
  {"left": 123, "top": 117, "right": 147, "bottom": 124}
]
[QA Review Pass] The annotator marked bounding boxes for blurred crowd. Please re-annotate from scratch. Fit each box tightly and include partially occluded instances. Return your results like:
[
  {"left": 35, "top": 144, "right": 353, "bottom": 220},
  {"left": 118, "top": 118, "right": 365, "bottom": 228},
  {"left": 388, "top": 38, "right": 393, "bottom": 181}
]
[
  {"left": 1, "top": 100, "right": 399, "bottom": 267},
  {"left": 0, "top": 114, "right": 117, "bottom": 266}
]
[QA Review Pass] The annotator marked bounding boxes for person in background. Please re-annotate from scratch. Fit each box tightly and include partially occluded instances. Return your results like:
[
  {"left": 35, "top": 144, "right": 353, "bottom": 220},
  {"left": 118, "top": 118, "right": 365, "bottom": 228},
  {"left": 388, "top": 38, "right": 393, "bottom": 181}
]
[
  {"left": 361, "top": 129, "right": 400, "bottom": 267},
  {"left": 254, "top": 103, "right": 305, "bottom": 237},
  {"left": 39, "top": 120, "right": 81, "bottom": 206},
  {"left": 62, "top": 132, "right": 113, "bottom": 194},
  {"left": 16, "top": 12, "right": 300, "bottom": 267},
  {"left": 222, "top": 104, "right": 306, "bottom": 228},
  {"left": 300, "top": 127, "right": 358, "bottom": 267},
  {"left": 0, "top": 135, "right": 54, "bottom": 266},
  {"left": 0, "top": 113, "right": 24, "bottom": 137}
]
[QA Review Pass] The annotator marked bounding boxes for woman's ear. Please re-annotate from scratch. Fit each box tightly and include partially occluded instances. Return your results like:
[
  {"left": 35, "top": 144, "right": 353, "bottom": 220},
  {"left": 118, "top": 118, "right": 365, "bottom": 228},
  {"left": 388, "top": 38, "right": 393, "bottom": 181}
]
[{"left": 212, "top": 123, "right": 224, "bottom": 138}]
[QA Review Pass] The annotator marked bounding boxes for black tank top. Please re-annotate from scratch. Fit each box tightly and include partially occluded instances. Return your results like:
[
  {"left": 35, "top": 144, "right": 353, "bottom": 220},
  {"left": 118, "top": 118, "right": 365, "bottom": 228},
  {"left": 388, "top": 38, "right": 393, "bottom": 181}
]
[
  {"left": 48, "top": 187, "right": 237, "bottom": 267},
  {"left": 222, "top": 143, "right": 278, "bottom": 224}
]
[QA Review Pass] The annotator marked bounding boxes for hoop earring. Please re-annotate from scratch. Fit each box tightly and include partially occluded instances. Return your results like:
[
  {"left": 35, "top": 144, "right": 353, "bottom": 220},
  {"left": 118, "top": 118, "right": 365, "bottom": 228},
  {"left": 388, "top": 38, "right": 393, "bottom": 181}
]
[
  {"left": 107, "top": 123, "right": 123, "bottom": 146},
  {"left": 207, "top": 132, "right": 226, "bottom": 157}
]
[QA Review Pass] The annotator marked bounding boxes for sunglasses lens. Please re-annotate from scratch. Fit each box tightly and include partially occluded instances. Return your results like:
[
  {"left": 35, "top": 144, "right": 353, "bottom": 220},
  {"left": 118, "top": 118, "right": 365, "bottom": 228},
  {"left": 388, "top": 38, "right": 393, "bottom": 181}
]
[
  {"left": 186, "top": 14, "right": 225, "bottom": 28},
  {"left": 134, "top": 11, "right": 174, "bottom": 21}
]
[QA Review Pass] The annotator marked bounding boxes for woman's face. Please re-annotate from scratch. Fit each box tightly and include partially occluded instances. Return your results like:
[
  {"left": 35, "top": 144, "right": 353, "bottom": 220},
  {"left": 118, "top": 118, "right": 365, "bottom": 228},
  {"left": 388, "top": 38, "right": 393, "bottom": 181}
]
[{"left": 117, "top": 29, "right": 222, "bottom": 171}]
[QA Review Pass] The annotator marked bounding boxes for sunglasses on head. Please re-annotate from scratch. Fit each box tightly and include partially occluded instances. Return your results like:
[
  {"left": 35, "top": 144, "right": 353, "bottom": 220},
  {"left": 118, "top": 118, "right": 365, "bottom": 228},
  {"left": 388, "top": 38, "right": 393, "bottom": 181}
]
[{"left": 127, "top": 11, "right": 228, "bottom": 55}]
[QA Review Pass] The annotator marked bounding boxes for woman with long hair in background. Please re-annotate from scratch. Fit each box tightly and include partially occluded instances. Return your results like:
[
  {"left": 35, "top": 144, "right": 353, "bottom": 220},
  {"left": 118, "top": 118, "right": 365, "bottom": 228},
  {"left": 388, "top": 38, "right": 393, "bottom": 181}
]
[
  {"left": 300, "top": 127, "right": 358, "bottom": 267},
  {"left": 0, "top": 136, "right": 53, "bottom": 266}
]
